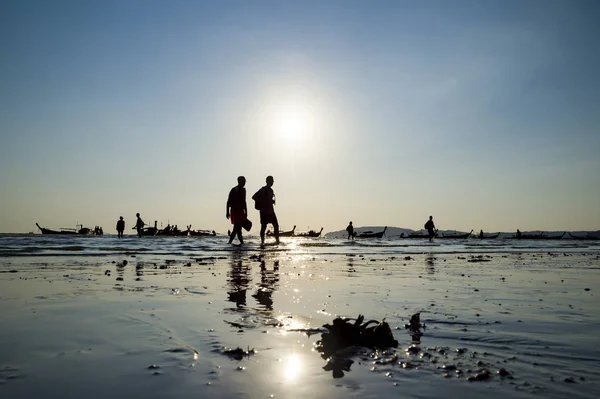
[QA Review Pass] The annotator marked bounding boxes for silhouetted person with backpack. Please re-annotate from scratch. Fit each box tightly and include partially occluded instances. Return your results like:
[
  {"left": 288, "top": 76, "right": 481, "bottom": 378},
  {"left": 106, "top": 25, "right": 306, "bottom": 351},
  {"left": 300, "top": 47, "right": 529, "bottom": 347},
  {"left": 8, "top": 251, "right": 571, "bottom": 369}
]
[
  {"left": 424, "top": 216, "right": 436, "bottom": 242},
  {"left": 116, "top": 216, "right": 125, "bottom": 238},
  {"left": 346, "top": 221, "right": 355, "bottom": 240},
  {"left": 133, "top": 213, "right": 145, "bottom": 237},
  {"left": 252, "top": 176, "right": 279, "bottom": 245},
  {"left": 226, "top": 176, "right": 247, "bottom": 245}
]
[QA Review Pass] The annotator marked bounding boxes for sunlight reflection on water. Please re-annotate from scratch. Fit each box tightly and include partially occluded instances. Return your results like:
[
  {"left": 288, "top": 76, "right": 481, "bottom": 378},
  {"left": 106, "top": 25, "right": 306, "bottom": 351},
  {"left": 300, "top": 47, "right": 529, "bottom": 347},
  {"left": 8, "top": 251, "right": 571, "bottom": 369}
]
[{"left": 284, "top": 354, "right": 302, "bottom": 382}]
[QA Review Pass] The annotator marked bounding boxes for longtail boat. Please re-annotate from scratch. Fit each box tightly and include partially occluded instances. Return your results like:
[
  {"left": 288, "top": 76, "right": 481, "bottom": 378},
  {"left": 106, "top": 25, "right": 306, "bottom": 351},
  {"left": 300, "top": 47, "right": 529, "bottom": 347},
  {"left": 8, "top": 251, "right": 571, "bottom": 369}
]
[
  {"left": 297, "top": 227, "right": 323, "bottom": 238},
  {"left": 476, "top": 232, "right": 500, "bottom": 239},
  {"left": 36, "top": 223, "right": 98, "bottom": 235},
  {"left": 190, "top": 229, "right": 216, "bottom": 237},
  {"left": 439, "top": 230, "right": 473, "bottom": 239},
  {"left": 407, "top": 230, "right": 438, "bottom": 239},
  {"left": 267, "top": 225, "right": 296, "bottom": 237},
  {"left": 157, "top": 225, "right": 191, "bottom": 237},
  {"left": 357, "top": 227, "right": 387, "bottom": 238},
  {"left": 568, "top": 233, "right": 600, "bottom": 241},
  {"left": 511, "top": 232, "right": 566, "bottom": 240},
  {"left": 139, "top": 221, "right": 158, "bottom": 236}
]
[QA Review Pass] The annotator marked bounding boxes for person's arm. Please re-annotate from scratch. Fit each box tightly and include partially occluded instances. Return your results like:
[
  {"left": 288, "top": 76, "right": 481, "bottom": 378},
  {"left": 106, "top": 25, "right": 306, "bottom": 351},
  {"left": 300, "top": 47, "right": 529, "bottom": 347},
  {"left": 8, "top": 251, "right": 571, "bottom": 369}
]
[
  {"left": 226, "top": 190, "right": 231, "bottom": 219},
  {"left": 242, "top": 188, "right": 247, "bottom": 214}
]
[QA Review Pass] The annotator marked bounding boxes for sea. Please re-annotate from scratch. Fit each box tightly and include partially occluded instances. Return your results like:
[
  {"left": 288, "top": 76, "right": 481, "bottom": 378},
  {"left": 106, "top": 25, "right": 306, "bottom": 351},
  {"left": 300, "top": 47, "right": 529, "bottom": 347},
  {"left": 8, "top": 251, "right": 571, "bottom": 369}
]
[
  {"left": 1, "top": 233, "right": 599, "bottom": 262},
  {"left": 1, "top": 233, "right": 599, "bottom": 398}
]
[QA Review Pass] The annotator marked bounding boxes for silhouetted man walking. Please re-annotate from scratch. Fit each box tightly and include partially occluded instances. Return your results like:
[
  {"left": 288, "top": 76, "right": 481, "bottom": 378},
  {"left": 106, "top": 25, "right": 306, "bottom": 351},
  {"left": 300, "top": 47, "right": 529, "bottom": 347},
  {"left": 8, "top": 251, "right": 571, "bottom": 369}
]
[
  {"left": 227, "top": 176, "right": 248, "bottom": 245},
  {"left": 252, "top": 176, "right": 279, "bottom": 245}
]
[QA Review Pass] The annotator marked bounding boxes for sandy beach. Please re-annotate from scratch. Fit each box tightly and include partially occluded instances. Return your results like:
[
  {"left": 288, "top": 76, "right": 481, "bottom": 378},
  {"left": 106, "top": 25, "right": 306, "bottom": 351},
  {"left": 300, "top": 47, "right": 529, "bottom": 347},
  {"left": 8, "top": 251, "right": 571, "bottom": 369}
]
[{"left": 1, "top": 237, "right": 599, "bottom": 398}]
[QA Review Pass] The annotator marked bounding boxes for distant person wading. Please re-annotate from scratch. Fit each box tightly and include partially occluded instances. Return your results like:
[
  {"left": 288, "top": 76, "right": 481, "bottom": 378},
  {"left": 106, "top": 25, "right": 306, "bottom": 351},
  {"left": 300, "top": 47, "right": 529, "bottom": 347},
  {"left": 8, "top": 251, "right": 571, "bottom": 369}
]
[
  {"left": 133, "top": 213, "right": 145, "bottom": 237},
  {"left": 252, "top": 176, "right": 279, "bottom": 245},
  {"left": 226, "top": 176, "right": 248, "bottom": 245},
  {"left": 116, "top": 216, "right": 125, "bottom": 238},
  {"left": 346, "top": 221, "right": 355, "bottom": 240},
  {"left": 425, "top": 216, "right": 436, "bottom": 242}
]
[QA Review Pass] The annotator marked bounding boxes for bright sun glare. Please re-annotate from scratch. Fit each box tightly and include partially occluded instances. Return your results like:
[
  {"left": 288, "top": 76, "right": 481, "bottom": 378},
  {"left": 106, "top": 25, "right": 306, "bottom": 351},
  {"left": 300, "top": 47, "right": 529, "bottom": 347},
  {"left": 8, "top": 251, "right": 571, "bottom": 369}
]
[{"left": 269, "top": 104, "right": 315, "bottom": 141}]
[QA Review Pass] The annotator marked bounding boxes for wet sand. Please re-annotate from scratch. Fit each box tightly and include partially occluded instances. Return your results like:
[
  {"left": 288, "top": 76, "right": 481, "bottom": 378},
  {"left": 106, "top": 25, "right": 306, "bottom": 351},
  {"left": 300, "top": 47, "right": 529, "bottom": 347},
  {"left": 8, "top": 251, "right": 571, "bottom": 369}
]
[{"left": 1, "top": 250, "right": 599, "bottom": 398}]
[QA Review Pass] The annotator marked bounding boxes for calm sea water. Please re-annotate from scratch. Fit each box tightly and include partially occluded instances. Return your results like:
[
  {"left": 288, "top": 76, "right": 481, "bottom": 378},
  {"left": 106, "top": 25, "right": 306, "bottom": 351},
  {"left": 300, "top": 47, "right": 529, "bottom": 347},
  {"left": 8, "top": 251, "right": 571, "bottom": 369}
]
[
  {"left": 1, "top": 234, "right": 598, "bottom": 264},
  {"left": 1, "top": 233, "right": 599, "bottom": 398}
]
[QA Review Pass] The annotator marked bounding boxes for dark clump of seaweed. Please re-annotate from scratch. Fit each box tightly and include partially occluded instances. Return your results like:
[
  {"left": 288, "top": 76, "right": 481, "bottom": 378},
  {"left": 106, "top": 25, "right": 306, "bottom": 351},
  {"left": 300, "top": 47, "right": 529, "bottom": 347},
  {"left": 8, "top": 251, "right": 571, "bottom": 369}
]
[
  {"left": 222, "top": 346, "right": 255, "bottom": 361},
  {"left": 315, "top": 314, "right": 398, "bottom": 378}
]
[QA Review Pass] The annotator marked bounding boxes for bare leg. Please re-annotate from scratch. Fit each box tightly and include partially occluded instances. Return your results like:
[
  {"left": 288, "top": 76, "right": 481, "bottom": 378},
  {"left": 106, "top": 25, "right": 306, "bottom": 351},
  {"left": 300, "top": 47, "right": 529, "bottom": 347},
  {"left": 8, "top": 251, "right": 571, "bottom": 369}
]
[
  {"left": 231, "top": 223, "right": 243, "bottom": 244},
  {"left": 260, "top": 223, "right": 267, "bottom": 244},
  {"left": 272, "top": 215, "right": 280, "bottom": 244}
]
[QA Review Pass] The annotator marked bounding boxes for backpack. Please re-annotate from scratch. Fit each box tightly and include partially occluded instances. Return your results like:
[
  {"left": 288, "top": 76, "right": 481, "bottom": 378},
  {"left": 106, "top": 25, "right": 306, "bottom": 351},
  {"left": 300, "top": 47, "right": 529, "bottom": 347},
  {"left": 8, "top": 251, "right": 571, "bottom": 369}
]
[{"left": 253, "top": 188, "right": 266, "bottom": 210}]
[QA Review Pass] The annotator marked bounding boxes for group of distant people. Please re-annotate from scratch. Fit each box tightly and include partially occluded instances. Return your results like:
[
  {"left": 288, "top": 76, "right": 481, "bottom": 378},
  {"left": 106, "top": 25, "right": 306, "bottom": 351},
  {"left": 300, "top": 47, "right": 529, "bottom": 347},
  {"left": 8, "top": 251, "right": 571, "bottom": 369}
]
[
  {"left": 114, "top": 213, "right": 146, "bottom": 238},
  {"left": 226, "top": 175, "right": 279, "bottom": 246},
  {"left": 346, "top": 216, "right": 437, "bottom": 242},
  {"left": 115, "top": 186, "right": 501, "bottom": 243}
]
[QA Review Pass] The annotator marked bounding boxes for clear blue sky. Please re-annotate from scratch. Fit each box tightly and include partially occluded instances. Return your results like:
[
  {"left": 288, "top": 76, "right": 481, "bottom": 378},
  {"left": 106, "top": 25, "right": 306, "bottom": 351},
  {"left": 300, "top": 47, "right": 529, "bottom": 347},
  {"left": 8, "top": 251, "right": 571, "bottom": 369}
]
[{"left": 1, "top": 0, "right": 599, "bottom": 234}]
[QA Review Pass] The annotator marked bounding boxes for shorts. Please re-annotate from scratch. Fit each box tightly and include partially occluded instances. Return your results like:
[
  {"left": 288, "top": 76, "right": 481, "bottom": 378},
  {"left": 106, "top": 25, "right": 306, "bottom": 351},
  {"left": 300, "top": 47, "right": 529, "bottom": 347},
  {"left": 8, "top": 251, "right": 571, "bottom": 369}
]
[
  {"left": 260, "top": 211, "right": 278, "bottom": 226},
  {"left": 230, "top": 209, "right": 246, "bottom": 225}
]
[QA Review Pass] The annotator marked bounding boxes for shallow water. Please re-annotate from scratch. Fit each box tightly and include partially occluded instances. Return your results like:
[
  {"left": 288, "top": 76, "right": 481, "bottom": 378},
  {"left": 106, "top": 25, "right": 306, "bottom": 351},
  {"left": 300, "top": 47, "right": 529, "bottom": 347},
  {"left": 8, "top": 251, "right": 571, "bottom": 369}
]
[{"left": 1, "top": 235, "right": 599, "bottom": 398}]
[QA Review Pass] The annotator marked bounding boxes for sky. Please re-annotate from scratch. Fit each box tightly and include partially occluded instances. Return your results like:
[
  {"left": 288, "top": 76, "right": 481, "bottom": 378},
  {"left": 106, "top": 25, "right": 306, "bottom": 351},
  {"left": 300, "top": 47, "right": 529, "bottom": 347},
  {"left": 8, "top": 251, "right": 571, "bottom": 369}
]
[{"left": 1, "top": 0, "right": 599, "bottom": 234}]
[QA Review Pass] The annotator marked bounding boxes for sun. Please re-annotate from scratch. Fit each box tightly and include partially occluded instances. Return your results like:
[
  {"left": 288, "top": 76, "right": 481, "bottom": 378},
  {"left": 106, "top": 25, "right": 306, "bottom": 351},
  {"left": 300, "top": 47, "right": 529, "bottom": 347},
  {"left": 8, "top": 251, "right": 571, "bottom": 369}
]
[{"left": 269, "top": 104, "right": 315, "bottom": 141}]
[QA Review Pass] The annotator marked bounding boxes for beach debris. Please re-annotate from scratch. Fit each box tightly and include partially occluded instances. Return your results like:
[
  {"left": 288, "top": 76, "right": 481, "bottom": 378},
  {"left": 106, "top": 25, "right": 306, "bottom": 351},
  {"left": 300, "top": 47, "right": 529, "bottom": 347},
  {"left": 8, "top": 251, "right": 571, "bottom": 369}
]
[
  {"left": 104, "top": 269, "right": 110, "bottom": 276},
  {"left": 468, "top": 255, "right": 491, "bottom": 263},
  {"left": 315, "top": 314, "right": 398, "bottom": 360},
  {"left": 222, "top": 346, "right": 255, "bottom": 361},
  {"left": 467, "top": 369, "right": 491, "bottom": 381},
  {"left": 323, "top": 356, "right": 354, "bottom": 378},
  {"left": 164, "top": 346, "right": 199, "bottom": 361},
  {"left": 404, "top": 312, "right": 424, "bottom": 331}
]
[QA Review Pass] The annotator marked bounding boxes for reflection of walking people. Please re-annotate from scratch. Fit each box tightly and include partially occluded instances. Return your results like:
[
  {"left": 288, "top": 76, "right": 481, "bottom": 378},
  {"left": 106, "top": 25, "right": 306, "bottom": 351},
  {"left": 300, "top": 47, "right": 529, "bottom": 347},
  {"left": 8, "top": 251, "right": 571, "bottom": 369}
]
[
  {"left": 252, "top": 176, "right": 279, "bottom": 245},
  {"left": 425, "top": 216, "right": 436, "bottom": 242},
  {"left": 346, "top": 221, "right": 355, "bottom": 240},
  {"left": 226, "top": 176, "right": 247, "bottom": 245},
  {"left": 116, "top": 216, "right": 125, "bottom": 238},
  {"left": 133, "top": 213, "right": 145, "bottom": 237}
]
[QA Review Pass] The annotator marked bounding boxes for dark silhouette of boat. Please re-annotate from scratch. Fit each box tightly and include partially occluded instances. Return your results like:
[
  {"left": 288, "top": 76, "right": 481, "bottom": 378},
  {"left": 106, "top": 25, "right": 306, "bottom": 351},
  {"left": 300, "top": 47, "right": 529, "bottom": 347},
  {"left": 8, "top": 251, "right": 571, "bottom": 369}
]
[
  {"left": 36, "top": 223, "right": 99, "bottom": 235},
  {"left": 139, "top": 221, "right": 159, "bottom": 236},
  {"left": 476, "top": 232, "right": 500, "bottom": 239},
  {"left": 189, "top": 229, "right": 216, "bottom": 237},
  {"left": 267, "top": 225, "right": 296, "bottom": 237},
  {"left": 296, "top": 227, "right": 323, "bottom": 238},
  {"left": 357, "top": 227, "right": 387, "bottom": 238},
  {"left": 407, "top": 230, "right": 438, "bottom": 239},
  {"left": 157, "top": 224, "right": 191, "bottom": 237},
  {"left": 568, "top": 233, "right": 600, "bottom": 241},
  {"left": 510, "top": 232, "right": 566, "bottom": 240},
  {"left": 439, "top": 230, "right": 473, "bottom": 239}
]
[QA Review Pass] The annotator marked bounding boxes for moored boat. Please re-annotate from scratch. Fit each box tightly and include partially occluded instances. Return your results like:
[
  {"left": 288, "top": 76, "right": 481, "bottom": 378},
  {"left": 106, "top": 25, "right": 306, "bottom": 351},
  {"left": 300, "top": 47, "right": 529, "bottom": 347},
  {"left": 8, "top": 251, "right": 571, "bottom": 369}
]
[
  {"left": 511, "top": 232, "right": 566, "bottom": 240},
  {"left": 36, "top": 223, "right": 100, "bottom": 235},
  {"left": 296, "top": 227, "right": 323, "bottom": 238},
  {"left": 190, "top": 229, "right": 217, "bottom": 237},
  {"left": 568, "top": 233, "right": 600, "bottom": 241},
  {"left": 357, "top": 226, "right": 387, "bottom": 238},
  {"left": 407, "top": 230, "right": 438, "bottom": 239},
  {"left": 476, "top": 232, "right": 500, "bottom": 239},
  {"left": 157, "top": 224, "right": 191, "bottom": 237},
  {"left": 267, "top": 225, "right": 296, "bottom": 237},
  {"left": 439, "top": 230, "right": 473, "bottom": 239},
  {"left": 139, "top": 221, "right": 159, "bottom": 236}
]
